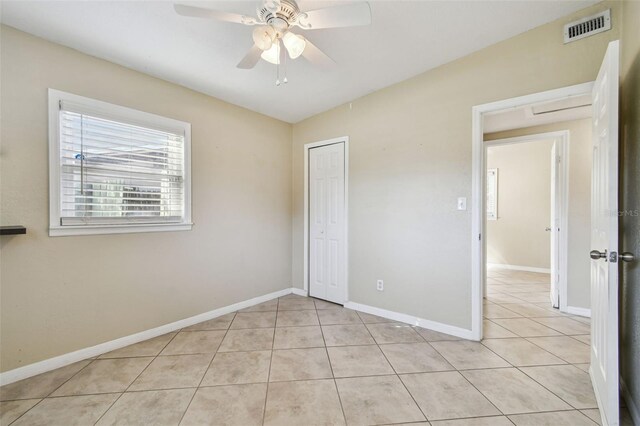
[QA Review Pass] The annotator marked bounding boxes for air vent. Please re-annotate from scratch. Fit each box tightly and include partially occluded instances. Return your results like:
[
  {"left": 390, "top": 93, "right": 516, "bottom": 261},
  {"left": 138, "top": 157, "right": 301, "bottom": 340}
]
[{"left": 564, "top": 9, "right": 611, "bottom": 44}]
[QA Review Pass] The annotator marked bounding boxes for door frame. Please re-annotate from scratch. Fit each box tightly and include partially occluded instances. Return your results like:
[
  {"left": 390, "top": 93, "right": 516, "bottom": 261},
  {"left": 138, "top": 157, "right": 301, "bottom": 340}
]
[
  {"left": 303, "top": 136, "right": 350, "bottom": 304},
  {"left": 484, "top": 132, "right": 570, "bottom": 312},
  {"left": 470, "top": 82, "right": 594, "bottom": 340}
]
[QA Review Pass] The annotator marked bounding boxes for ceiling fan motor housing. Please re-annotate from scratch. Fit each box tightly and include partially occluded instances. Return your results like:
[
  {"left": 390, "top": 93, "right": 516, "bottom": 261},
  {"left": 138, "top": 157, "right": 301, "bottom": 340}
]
[{"left": 257, "top": 0, "right": 300, "bottom": 36}]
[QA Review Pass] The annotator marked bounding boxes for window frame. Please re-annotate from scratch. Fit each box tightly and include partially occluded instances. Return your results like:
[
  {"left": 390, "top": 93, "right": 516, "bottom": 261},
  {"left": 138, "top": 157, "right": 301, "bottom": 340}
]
[{"left": 48, "top": 89, "right": 192, "bottom": 237}]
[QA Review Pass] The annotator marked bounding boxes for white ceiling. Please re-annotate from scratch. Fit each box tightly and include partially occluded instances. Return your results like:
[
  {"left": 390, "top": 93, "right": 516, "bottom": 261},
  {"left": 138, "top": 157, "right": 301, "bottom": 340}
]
[
  {"left": 1, "top": 0, "right": 598, "bottom": 123},
  {"left": 483, "top": 93, "right": 593, "bottom": 133}
]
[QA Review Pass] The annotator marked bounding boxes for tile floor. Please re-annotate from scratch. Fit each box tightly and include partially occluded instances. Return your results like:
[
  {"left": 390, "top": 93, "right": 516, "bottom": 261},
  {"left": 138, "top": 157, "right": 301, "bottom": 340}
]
[{"left": 0, "top": 268, "right": 633, "bottom": 425}]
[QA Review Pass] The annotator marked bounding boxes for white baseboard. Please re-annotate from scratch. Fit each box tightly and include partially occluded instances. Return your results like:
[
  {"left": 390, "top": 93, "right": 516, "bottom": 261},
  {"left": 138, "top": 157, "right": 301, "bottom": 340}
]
[
  {"left": 487, "top": 263, "right": 551, "bottom": 274},
  {"left": 291, "top": 288, "right": 308, "bottom": 297},
  {"left": 621, "top": 377, "right": 640, "bottom": 426},
  {"left": 0, "top": 287, "right": 293, "bottom": 386},
  {"left": 344, "top": 301, "right": 475, "bottom": 340},
  {"left": 566, "top": 306, "right": 591, "bottom": 318}
]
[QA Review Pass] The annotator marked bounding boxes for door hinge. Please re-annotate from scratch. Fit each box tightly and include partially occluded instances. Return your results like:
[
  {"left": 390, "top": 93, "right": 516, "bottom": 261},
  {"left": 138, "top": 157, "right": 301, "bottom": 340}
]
[{"left": 479, "top": 233, "right": 482, "bottom": 241}]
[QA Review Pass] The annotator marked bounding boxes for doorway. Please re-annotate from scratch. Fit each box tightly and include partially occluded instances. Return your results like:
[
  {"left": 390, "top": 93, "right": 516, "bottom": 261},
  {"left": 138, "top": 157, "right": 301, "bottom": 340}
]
[
  {"left": 484, "top": 132, "right": 569, "bottom": 312},
  {"left": 303, "top": 137, "right": 349, "bottom": 305},
  {"left": 472, "top": 40, "right": 621, "bottom": 425},
  {"left": 470, "top": 81, "right": 594, "bottom": 341}
]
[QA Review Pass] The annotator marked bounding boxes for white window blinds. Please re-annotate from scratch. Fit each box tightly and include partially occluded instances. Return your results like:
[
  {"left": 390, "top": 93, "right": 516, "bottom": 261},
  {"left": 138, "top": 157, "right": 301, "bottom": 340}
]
[
  {"left": 487, "top": 168, "right": 498, "bottom": 221},
  {"left": 58, "top": 101, "right": 186, "bottom": 226}
]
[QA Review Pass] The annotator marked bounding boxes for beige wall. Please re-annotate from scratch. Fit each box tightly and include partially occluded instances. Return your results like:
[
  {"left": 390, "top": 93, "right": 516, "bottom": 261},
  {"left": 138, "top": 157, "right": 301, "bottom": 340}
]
[
  {"left": 0, "top": 26, "right": 293, "bottom": 372},
  {"left": 620, "top": 0, "right": 640, "bottom": 416},
  {"left": 291, "top": 3, "right": 619, "bottom": 328},
  {"left": 486, "top": 140, "right": 553, "bottom": 270},
  {"left": 486, "top": 119, "right": 593, "bottom": 310}
]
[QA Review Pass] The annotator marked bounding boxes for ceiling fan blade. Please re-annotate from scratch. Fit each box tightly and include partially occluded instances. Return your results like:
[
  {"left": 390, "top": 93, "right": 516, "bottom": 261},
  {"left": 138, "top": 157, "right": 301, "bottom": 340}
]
[
  {"left": 297, "top": 2, "right": 371, "bottom": 30},
  {"left": 237, "top": 45, "right": 263, "bottom": 69},
  {"left": 174, "top": 4, "right": 257, "bottom": 25},
  {"left": 301, "top": 38, "right": 336, "bottom": 69}
]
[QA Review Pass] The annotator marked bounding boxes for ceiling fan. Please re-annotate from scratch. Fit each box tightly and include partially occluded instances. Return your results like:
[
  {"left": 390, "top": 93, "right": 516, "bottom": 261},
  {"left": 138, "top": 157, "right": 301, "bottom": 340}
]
[{"left": 174, "top": 0, "right": 371, "bottom": 83}]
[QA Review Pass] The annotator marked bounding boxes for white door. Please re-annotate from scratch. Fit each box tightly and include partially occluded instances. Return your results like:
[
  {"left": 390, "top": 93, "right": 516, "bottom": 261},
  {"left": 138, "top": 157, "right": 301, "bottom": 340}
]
[
  {"left": 550, "top": 141, "right": 560, "bottom": 308},
  {"left": 590, "top": 40, "right": 619, "bottom": 426},
  {"left": 309, "top": 143, "right": 346, "bottom": 304}
]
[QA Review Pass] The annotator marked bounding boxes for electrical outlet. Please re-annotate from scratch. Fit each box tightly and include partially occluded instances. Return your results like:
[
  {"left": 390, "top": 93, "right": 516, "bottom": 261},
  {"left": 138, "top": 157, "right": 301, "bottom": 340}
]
[{"left": 377, "top": 280, "right": 384, "bottom": 291}]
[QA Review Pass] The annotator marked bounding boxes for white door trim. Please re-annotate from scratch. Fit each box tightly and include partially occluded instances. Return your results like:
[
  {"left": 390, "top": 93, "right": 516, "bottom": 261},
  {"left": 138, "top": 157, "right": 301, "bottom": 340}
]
[
  {"left": 471, "top": 82, "right": 594, "bottom": 341},
  {"left": 303, "top": 137, "right": 349, "bottom": 304},
  {"left": 484, "top": 131, "right": 570, "bottom": 313}
]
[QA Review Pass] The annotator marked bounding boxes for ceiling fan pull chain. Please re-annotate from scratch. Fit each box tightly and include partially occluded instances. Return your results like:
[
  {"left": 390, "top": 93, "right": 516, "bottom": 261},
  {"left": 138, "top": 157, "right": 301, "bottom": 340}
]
[
  {"left": 275, "top": 41, "right": 281, "bottom": 86},
  {"left": 283, "top": 46, "right": 288, "bottom": 84}
]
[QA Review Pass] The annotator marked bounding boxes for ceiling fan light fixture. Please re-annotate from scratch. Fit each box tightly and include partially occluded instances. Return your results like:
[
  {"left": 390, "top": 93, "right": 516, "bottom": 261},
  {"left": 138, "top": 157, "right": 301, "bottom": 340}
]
[
  {"left": 261, "top": 41, "right": 280, "bottom": 64},
  {"left": 174, "top": 0, "right": 371, "bottom": 76},
  {"left": 252, "top": 26, "right": 276, "bottom": 51},
  {"left": 283, "top": 31, "right": 306, "bottom": 59}
]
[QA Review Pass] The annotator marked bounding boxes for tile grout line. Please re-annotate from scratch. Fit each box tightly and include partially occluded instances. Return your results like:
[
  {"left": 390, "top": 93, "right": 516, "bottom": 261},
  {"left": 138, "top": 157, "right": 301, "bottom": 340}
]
[
  {"left": 92, "top": 329, "right": 184, "bottom": 425},
  {"left": 175, "top": 312, "right": 236, "bottom": 426},
  {"left": 375, "top": 337, "right": 430, "bottom": 423},
  {"left": 488, "top": 298, "right": 590, "bottom": 364},
  {"left": 468, "top": 272, "right": 586, "bottom": 423},
  {"left": 426, "top": 340, "right": 508, "bottom": 419},
  {"left": 8, "top": 350, "right": 100, "bottom": 425},
  {"left": 478, "top": 338, "right": 568, "bottom": 366},
  {"left": 526, "top": 317, "right": 591, "bottom": 336},
  {"left": 259, "top": 297, "right": 283, "bottom": 426},
  {"left": 506, "top": 410, "right": 600, "bottom": 425},
  {"left": 316, "top": 302, "right": 349, "bottom": 426},
  {"left": 514, "top": 364, "right": 600, "bottom": 412},
  {"left": 487, "top": 282, "right": 591, "bottom": 364},
  {"left": 484, "top": 271, "right": 598, "bottom": 417}
]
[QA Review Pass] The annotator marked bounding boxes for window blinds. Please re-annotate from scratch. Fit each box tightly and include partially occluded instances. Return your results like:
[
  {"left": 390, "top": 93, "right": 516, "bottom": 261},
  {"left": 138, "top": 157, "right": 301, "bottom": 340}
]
[{"left": 58, "top": 102, "right": 186, "bottom": 226}]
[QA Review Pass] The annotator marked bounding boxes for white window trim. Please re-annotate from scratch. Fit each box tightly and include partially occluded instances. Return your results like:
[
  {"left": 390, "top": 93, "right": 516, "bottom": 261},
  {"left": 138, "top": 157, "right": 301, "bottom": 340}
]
[{"left": 48, "top": 89, "right": 193, "bottom": 237}]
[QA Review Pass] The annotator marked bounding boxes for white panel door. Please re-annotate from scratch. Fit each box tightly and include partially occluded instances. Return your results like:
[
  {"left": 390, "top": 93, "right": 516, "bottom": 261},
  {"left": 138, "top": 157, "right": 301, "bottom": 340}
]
[
  {"left": 590, "top": 40, "right": 619, "bottom": 426},
  {"left": 309, "top": 143, "right": 345, "bottom": 304},
  {"left": 550, "top": 141, "right": 560, "bottom": 308}
]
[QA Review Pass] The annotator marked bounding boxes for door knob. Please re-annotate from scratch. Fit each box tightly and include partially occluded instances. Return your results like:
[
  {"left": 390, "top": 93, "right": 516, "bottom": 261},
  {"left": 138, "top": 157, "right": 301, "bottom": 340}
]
[
  {"left": 590, "top": 250, "right": 607, "bottom": 260},
  {"left": 620, "top": 252, "right": 636, "bottom": 262},
  {"left": 545, "top": 227, "right": 552, "bottom": 232}
]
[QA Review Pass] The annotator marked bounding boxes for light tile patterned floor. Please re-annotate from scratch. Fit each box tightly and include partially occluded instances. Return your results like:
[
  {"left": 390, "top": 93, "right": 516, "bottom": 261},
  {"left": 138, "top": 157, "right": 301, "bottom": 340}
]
[{"left": 0, "top": 268, "right": 633, "bottom": 425}]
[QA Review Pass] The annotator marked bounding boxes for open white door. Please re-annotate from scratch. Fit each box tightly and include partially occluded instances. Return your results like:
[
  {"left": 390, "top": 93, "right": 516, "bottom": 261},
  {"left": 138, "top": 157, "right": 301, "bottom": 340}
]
[
  {"left": 550, "top": 141, "right": 560, "bottom": 308},
  {"left": 590, "top": 40, "right": 619, "bottom": 426}
]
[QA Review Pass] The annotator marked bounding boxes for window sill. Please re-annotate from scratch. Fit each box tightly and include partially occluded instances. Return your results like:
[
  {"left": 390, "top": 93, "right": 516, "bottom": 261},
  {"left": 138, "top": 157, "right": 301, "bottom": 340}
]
[{"left": 49, "top": 223, "right": 193, "bottom": 237}]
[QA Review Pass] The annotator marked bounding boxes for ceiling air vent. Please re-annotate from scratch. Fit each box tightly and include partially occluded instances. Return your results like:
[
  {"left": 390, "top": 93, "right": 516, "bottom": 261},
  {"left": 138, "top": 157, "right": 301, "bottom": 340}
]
[{"left": 564, "top": 9, "right": 611, "bottom": 44}]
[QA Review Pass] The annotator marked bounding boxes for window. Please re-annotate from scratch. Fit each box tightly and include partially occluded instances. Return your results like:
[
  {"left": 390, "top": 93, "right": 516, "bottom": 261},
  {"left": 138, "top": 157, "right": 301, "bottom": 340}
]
[
  {"left": 487, "top": 168, "right": 498, "bottom": 220},
  {"left": 48, "top": 89, "right": 192, "bottom": 236}
]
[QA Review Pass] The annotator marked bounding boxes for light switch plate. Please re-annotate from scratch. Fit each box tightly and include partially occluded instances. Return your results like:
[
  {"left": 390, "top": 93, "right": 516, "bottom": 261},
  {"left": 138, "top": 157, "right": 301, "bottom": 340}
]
[{"left": 457, "top": 197, "right": 467, "bottom": 210}]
